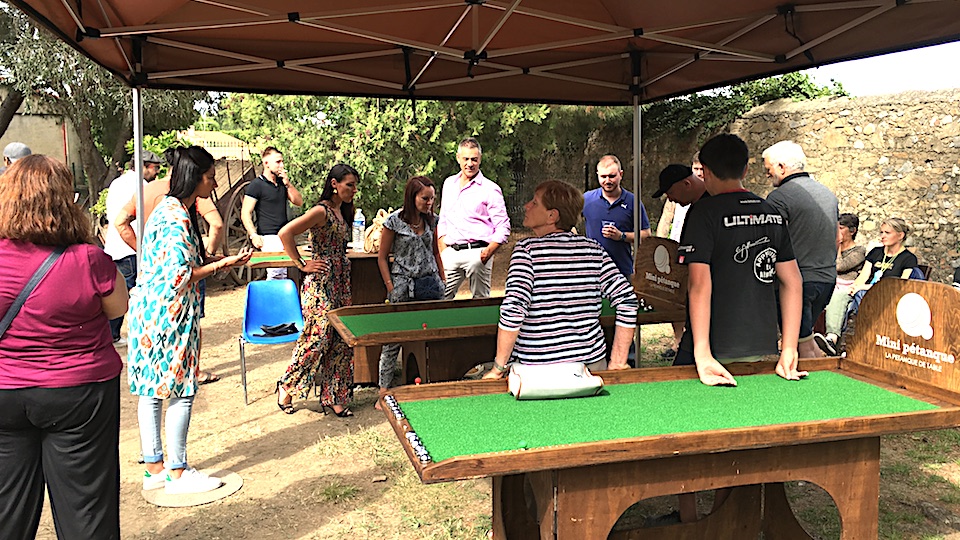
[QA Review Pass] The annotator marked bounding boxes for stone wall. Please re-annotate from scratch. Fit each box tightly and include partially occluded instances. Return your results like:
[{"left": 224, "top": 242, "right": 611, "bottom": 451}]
[{"left": 528, "top": 89, "right": 960, "bottom": 282}]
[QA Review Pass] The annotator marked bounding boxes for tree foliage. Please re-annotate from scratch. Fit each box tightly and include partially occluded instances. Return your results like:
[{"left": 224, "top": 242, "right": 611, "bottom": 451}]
[
  {"left": 643, "top": 72, "right": 847, "bottom": 142},
  {"left": 0, "top": 3, "right": 204, "bottom": 196},
  {"left": 210, "top": 95, "right": 550, "bottom": 216}
]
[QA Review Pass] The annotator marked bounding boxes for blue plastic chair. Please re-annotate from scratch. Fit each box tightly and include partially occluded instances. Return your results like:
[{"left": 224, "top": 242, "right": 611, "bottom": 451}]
[{"left": 239, "top": 279, "right": 304, "bottom": 405}]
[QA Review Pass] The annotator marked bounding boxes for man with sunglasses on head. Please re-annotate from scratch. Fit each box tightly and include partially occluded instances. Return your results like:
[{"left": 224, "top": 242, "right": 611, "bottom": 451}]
[
  {"left": 582, "top": 154, "right": 651, "bottom": 279},
  {"left": 103, "top": 151, "right": 163, "bottom": 346}
]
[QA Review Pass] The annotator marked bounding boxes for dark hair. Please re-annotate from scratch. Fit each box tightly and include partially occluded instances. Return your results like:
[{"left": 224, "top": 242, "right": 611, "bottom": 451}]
[
  {"left": 838, "top": 213, "right": 859, "bottom": 240},
  {"left": 698, "top": 134, "right": 749, "bottom": 181},
  {"left": 401, "top": 176, "right": 437, "bottom": 229},
  {"left": 261, "top": 146, "right": 281, "bottom": 160},
  {"left": 319, "top": 163, "right": 359, "bottom": 223},
  {"left": 165, "top": 146, "right": 215, "bottom": 254},
  {"left": 0, "top": 155, "right": 92, "bottom": 245},
  {"left": 536, "top": 180, "right": 583, "bottom": 231}
]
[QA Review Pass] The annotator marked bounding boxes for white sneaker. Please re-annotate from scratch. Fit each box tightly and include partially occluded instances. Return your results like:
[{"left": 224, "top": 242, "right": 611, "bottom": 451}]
[
  {"left": 113, "top": 337, "right": 127, "bottom": 347},
  {"left": 142, "top": 469, "right": 169, "bottom": 491},
  {"left": 164, "top": 468, "right": 222, "bottom": 495}
]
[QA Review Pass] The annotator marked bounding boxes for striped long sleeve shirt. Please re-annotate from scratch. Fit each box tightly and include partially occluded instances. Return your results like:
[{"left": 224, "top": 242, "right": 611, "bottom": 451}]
[{"left": 499, "top": 232, "right": 638, "bottom": 365}]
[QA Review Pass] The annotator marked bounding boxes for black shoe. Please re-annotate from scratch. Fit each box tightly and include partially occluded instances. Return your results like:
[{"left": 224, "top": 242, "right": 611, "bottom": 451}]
[
  {"left": 813, "top": 333, "right": 838, "bottom": 356},
  {"left": 660, "top": 348, "right": 677, "bottom": 359}
]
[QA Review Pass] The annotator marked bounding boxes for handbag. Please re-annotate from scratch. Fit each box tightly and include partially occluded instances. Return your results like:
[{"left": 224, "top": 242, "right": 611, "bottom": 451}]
[{"left": 0, "top": 246, "right": 66, "bottom": 340}]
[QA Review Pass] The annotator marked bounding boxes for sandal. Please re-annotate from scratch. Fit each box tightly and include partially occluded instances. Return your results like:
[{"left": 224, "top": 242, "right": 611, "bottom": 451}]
[
  {"left": 276, "top": 382, "right": 295, "bottom": 414},
  {"left": 197, "top": 371, "right": 221, "bottom": 385},
  {"left": 322, "top": 404, "right": 354, "bottom": 417}
]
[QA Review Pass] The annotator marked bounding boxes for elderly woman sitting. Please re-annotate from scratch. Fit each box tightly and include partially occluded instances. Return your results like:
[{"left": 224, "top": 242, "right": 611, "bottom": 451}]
[{"left": 484, "top": 180, "right": 638, "bottom": 379}]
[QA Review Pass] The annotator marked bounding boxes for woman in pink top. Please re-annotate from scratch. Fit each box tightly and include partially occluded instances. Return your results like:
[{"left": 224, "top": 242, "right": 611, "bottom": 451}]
[{"left": 0, "top": 155, "right": 128, "bottom": 540}]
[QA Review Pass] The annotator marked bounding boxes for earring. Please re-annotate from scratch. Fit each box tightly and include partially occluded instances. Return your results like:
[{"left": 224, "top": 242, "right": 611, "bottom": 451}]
[{"left": 333, "top": 188, "right": 338, "bottom": 194}]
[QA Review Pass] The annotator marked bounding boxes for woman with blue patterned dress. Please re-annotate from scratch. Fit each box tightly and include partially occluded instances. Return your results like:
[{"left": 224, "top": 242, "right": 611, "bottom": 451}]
[
  {"left": 276, "top": 164, "right": 359, "bottom": 417},
  {"left": 127, "top": 146, "right": 252, "bottom": 495},
  {"left": 375, "top": 176, "right": 443, "bottom": 405}
]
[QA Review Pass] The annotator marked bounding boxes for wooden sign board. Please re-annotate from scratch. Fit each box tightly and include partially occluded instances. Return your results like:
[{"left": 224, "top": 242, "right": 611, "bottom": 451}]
[
  {"left": 845, "top": 278, "right": 960, "bottom": 396},
  {"left": 632, "top": 237, "right": 687, "bottom": 309}
]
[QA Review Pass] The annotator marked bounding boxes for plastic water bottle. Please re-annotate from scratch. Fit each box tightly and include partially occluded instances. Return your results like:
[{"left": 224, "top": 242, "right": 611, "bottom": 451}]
[{"left": 352, "top": 208, "right": 365, "bottom": 251}]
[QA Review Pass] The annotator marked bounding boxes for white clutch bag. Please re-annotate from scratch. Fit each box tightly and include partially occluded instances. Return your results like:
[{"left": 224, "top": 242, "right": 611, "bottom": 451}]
[{"left": 507, "top": 362, "right": 605, "bottom": 400}]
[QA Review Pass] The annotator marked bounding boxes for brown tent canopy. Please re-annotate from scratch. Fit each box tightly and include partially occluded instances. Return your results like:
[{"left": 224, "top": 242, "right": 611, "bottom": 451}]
[{"left": 11, "top": 0, "right": 960, "bottom": 105}]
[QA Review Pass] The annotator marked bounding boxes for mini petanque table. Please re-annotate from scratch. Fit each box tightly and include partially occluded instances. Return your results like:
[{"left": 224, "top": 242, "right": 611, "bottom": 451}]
[
  {"left": 380, "top": 279, "right": 960, "bottom": 539},
  {"left": 330, "top": 237, "right": 691, "bottom": 385},
  {"left": 328, "top": 296, "right": 687, "bottom": 385}
]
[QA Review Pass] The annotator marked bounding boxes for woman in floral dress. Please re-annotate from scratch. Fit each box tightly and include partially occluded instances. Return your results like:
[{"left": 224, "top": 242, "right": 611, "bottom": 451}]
[
  {"left": 375, "top": 176, "right": 443, "bottom": 405},
  {"left": 127, "top": 146, "right": 251, "bottom": 494},
  {"left": 276, "top": 164, "right": 359, "bottom": 416}
]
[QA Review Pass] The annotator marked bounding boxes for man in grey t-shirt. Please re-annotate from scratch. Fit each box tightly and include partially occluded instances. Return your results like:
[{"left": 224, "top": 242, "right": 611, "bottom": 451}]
[{"left": 763, "top": 140, "right": 839, "bottom": 359}]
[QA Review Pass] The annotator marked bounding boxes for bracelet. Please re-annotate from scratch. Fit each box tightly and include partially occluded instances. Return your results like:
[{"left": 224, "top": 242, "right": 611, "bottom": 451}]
[{"left": 296, "top": 258, "right": 306, "bottom": 270}]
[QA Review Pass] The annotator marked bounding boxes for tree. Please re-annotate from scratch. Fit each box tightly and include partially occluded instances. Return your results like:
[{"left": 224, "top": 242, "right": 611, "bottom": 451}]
[
  {"left": 212, "top": 94, "right": 550, "bottom": 217},
  {"left": 0, "top": 4, "right": 204, "bottom": 196}
]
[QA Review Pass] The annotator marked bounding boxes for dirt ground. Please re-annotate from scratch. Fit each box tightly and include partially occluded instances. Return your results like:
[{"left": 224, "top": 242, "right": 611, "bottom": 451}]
[{"left": 33, "top": 233, "right": 960, "bottom": 539}]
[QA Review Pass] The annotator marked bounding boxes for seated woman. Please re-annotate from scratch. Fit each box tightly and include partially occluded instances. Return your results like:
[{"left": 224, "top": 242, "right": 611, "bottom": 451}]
[
  {"left": 954, "top": 267, "right": 960, "bottom": 290},
  {"left": 814, "top": 213, "right": 866, "bottom": 356},
  {"left": 837, "top": 217, "right": 918, "bottom": 340},
  {"left": 484, "top": 180, "right": 637, "bottom": 379}
]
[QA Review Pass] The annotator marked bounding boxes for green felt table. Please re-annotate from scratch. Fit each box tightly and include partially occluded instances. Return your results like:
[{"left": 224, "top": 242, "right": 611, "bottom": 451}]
[
  {"left": 338, "top": 300, "right": 616, "bottom": 338},
  {"left": 400, "top": 371, "right": 936, "bottom": 463}
]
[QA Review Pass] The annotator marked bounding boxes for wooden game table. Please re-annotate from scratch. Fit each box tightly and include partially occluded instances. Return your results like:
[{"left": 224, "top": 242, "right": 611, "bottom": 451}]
[
  {"left": 329, "top": 237, "right": 691, "bottom": 385},
  {"left": 328, "top": 296, "right": 687, "bottom": 385},
  {"left": 380, "top": 279, "right": 960, "bottom": 539}
]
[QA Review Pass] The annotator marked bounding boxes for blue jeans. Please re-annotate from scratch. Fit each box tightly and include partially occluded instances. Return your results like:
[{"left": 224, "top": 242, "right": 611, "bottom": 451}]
[
  {"left": 109, "top": 255, "right": 137, "bottom": 340},
  {"left": 137, "top": 396, "right": 194, "bottom": 470}
]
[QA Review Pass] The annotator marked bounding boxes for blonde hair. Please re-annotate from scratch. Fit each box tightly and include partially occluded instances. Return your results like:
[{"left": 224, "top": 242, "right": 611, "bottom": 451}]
[{"left": 882, "top": 217, "right": 910, "bottom": 242}]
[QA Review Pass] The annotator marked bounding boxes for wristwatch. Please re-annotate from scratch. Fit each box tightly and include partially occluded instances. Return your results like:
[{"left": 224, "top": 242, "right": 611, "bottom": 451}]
[
  {"left": 620, "top": 231, "right": 626, "bottom": 241},
  {"left": 493, "top": 361, "right": 509, "bottom": 373}
]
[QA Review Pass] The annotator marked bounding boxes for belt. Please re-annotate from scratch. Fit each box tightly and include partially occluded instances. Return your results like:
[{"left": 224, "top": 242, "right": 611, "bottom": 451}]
[{"left": 449, "top": 241, "right": 489, "bottom": 251}]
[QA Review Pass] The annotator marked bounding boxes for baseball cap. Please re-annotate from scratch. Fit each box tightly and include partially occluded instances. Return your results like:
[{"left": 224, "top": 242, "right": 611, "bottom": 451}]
[
  {"left": 3, "top": 142, "right": 32, "bottom": 162},
  {"left": 653, "top": 164, "right": 693, "bottom": 198},
  {"left": 142, "top": 150, "right": 163, "bottom": 164}
]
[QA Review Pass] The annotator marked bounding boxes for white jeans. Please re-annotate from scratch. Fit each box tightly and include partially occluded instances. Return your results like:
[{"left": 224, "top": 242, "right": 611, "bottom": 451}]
[
  {"left": 261, "top": 234, "right": 288, "bottom": 280},
  {"left": 441, "top": 246, "right": 492, "bottom": 299}
]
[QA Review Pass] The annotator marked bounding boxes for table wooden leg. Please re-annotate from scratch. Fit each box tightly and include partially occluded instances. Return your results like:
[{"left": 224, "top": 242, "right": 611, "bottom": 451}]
[
  {"left": 493, "top": 475, "right": 542, "bottom": 539},
  {"left": 401, "top": 341, "right": 428, "bottom": 384},
  {"left": 546, "top": 438, "right": 879, "bottom": 540}
]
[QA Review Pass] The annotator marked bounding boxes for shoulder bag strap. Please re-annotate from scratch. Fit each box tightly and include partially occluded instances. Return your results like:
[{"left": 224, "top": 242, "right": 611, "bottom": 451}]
[{"left": 0, "top": 245, "right": 66, "bottom": 340}]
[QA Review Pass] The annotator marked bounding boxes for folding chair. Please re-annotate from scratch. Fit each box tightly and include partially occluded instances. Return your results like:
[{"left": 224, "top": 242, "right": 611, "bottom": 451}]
[{"left": 239, "top": 279, "right": 304, "bottom": 405}]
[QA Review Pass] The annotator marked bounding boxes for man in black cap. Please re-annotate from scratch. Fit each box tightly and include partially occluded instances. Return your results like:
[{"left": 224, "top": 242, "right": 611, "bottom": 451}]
[
  {"left": 654, "top": 163, "right": 710, "bottom": 363},
  {"left": 103, "top": 151, "right": 164, "bottom": 346},
  {"left": 0, "top": 142, "right": 32, "bottom": 175}
]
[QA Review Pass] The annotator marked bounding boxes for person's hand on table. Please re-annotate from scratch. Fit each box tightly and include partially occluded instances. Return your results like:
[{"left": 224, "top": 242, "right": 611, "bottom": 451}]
[
  {"left": 606, "top": 361, "right": 630, "bottom": 370},
  {"left": 775, "top": 347, "right": 807, "bottom": 381},
  {"left": 250, "top": 233, "right": 264, "bottom": 249},
  {"left": 695, "top": 355, "right": 737, "bottom": 386},
  {"left": 301, "top": 259, "right": 327, "bottom": 273},
  {"left": 483, "top": 361, "right": 509, "bottom": 380}
]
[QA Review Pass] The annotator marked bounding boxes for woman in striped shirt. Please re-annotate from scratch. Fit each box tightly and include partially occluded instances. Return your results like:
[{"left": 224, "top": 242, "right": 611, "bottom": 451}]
[{"left": 484, "top": 181, "right": 638, "bottom": 379}]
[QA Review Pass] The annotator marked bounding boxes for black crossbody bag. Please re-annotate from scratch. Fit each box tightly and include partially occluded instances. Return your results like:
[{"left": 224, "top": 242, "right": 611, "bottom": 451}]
[{"left": 0, "top": 246, "right": 66, "bottom": 340}]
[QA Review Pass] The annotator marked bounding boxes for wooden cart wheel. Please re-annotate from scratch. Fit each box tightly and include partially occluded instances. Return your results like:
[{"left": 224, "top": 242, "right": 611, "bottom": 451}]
[{"left": 222, "top": 181, "right": 265, "bottom": 285}]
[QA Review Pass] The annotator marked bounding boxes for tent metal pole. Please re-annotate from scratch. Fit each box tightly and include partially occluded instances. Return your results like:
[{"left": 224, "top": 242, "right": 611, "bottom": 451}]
[
  {"left": 133, "top": 87, "right": 145, "bottom": 271},
  {"left": 632, "top": 63, "right": 642, "bottom": 364}
]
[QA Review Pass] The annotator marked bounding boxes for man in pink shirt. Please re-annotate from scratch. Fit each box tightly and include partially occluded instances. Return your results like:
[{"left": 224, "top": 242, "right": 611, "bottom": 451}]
[{"left": 437, "top": 137, "right": 511, "bottom": 299}]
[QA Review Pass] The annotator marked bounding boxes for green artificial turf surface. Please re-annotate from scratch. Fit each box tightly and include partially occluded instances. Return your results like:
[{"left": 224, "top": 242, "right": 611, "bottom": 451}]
[
  {"left": 340, "top": 299, "right": 617, "bottom": 337},
  {"left": 400, "top": 371, "right": 937, "bottom": 462},
  {"left": 249, "top": 255, "right": 292, "bottom": 264}
]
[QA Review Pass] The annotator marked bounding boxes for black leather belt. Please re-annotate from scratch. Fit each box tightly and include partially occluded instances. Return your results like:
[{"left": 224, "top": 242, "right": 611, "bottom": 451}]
[{"left": 449, "top": 241, "right": 489, "bottom": 251}]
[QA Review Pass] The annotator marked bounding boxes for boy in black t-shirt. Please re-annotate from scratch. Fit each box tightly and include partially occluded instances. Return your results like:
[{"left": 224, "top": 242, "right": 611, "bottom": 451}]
[{"left": 677, "top": 134, "right": 806, "bottom": 386}]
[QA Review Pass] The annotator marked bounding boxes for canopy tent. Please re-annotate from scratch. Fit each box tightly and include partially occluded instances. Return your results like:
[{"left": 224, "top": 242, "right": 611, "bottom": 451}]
[
  {"left": 10, "top": 0, "right": 960, "bottom": 105},
  {"left": 9, "top": 0, "right": 960, "bottom": 105}
]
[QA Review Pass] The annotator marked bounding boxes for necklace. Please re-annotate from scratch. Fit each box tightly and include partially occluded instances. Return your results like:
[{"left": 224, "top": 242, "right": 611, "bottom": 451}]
[{"left": 880, "top": 247, "right": 902, "bottom": 269}]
